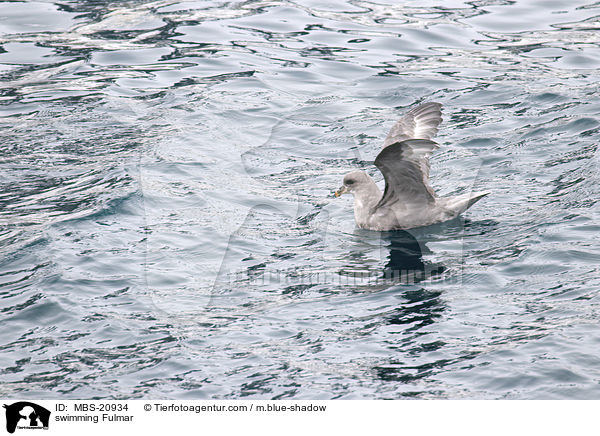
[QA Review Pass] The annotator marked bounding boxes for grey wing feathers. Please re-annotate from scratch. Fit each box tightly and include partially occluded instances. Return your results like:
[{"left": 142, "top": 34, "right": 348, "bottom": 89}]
[
  {"left": 383, "top": 102, "right": 443, "bottom": 147},
  {"left": 373, "top": 139, "right": 439, "bottom": 210}
]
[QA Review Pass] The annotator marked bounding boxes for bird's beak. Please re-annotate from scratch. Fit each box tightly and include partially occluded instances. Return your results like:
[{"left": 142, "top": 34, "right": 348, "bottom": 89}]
[{"left": 334, "top": 186, "right": 348, "bottom": 197}]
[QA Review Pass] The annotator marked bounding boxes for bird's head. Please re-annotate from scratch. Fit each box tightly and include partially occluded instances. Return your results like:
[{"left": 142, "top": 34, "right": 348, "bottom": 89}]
[{"left": 334, "top": 170, "right": 371, "bottom": 197}]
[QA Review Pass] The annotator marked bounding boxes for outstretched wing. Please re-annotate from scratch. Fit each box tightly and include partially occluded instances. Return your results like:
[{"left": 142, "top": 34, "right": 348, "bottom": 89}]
[
  {"left": 373, "top": 139, "right": 439, "bottom": 210},
  {"left": 383, "top": 102, "right": 442, "bottom": 147}
]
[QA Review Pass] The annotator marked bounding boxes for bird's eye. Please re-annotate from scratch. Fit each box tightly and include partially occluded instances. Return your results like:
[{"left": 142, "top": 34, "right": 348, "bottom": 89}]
[{"left": 346, "top": 179, "right": 355, "bottom": 185}]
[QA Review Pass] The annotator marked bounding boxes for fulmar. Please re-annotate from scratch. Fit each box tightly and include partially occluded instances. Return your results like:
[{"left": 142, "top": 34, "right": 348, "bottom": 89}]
[{"left": 334, "top": 102, "right": 489, "bottom": 230}]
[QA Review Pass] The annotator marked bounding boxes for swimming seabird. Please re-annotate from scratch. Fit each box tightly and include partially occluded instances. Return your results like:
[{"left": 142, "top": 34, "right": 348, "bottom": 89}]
[{"left": 334, "top": 102, "right": 489, "bottom": 230}]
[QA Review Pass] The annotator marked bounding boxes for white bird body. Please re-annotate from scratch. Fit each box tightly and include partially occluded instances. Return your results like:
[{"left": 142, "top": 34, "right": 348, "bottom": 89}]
[{"left": 335, "top": 102, "right": 489, "bottom": 231}]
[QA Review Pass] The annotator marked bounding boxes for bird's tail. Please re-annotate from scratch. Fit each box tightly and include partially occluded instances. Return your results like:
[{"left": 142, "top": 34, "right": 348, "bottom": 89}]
[
  {"left": 445, "top": 190, "right": 490, "bottom": 215},
  {"left": 466, "top": 190, "right": 490, "bottom": 209}
]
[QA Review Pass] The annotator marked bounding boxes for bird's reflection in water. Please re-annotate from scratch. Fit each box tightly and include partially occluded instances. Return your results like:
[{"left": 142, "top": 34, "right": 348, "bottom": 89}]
[
  {"left": 383, "top": 230, "right": 426, "bottom": 273},
  {"left": 366, "top": 224, "right": 465, "bottom": 386},
  {"left": 354, "top": 228, "right": 446, "bottom": 284},
  {"left": 345, "top": 219, "right": 489, "bottom": 387},
  {"left": 347, "top": 216, "right": 476, "bottom": 280},
  {"left": 379, "top": 228, "right": 449, "bottom": 326}
]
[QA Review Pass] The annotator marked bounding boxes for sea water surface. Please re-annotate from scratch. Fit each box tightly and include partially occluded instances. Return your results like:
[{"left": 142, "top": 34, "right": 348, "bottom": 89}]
[{"left": 1, "top": 0, "right": 599, "bottom": 399}]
